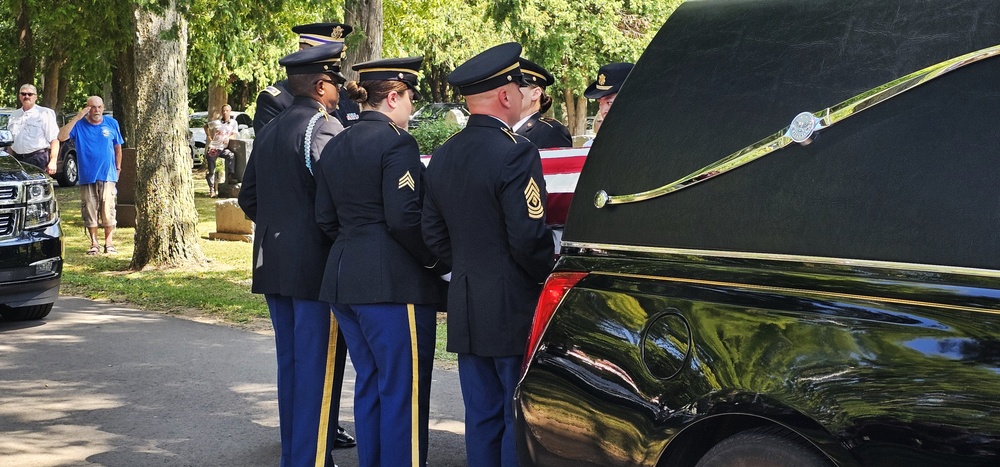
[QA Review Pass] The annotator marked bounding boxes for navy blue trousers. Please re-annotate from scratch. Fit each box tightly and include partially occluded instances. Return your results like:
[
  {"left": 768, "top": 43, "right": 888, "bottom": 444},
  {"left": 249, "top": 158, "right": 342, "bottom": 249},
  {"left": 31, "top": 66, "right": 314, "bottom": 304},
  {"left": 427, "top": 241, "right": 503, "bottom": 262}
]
[
  {"left": 266, "top": 295, "right": 346, "bottom": 467},
  {"left": 333, "top": 303, "right": 436, "bottom": 467},
  {"left": 458, "top": 353, "right": 522, "bottom": 467}
]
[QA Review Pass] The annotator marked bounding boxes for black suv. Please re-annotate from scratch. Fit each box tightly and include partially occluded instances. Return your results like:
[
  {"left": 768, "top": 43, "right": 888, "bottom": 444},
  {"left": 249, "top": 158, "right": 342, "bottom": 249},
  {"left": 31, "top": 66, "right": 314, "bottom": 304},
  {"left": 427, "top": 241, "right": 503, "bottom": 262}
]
[
  {"left": 515, "top": 0, "right": 1000, "bottom": 466},
  {"left": 0, "top": 130, "right": 62, "bottom": 321}
]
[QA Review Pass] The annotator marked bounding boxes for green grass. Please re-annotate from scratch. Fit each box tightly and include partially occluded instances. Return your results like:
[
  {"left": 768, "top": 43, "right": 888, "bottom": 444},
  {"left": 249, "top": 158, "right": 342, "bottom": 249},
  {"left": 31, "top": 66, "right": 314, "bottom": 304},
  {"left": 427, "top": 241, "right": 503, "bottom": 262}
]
[{"left": 56, "top": 171, "right": 456, "bottom": 366}]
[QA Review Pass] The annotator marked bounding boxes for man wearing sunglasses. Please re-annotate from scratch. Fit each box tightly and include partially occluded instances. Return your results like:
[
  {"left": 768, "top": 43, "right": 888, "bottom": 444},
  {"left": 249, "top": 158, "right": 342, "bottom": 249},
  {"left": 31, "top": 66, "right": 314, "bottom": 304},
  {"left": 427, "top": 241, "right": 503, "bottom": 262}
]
[{"left": 7, "top": 84, "right": 59, "bottom": 174}]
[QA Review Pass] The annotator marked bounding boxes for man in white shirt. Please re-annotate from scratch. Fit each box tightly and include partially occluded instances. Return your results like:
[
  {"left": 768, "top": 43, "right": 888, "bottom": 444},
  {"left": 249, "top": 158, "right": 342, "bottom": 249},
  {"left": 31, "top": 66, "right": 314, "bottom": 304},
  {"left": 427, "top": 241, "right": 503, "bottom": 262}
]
[{"left": 7, "top": 84, "right": 59, "bottom": 173}]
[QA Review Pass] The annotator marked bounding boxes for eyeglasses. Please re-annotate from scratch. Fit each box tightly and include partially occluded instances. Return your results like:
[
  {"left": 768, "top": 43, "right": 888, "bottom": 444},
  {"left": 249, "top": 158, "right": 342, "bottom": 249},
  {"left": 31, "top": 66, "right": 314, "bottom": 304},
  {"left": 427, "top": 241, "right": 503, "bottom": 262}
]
[
  {"left": 19, "top": 92, "right": 35, "bottom": 97},
  {"left": 316, "top": 79, "right": 342, "bottom": 89}
]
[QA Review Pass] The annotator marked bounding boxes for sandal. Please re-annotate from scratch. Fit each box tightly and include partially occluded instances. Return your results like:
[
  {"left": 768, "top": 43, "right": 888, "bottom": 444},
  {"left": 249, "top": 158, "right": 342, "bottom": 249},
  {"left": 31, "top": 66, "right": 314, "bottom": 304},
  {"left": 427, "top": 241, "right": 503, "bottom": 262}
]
[
  {"left": 87, "top": 245, "right": 101, "bottom": 256},
  {"left": 104, "top": 244, "right": 118, "bottom": 254}
]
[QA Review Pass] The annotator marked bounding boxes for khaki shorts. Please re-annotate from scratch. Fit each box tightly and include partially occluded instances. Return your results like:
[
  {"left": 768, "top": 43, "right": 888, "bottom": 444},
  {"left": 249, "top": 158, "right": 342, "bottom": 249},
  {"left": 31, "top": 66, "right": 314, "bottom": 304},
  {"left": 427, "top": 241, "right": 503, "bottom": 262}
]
[{"left": 80, "top": 182, "right": 117, "bottom": 228}]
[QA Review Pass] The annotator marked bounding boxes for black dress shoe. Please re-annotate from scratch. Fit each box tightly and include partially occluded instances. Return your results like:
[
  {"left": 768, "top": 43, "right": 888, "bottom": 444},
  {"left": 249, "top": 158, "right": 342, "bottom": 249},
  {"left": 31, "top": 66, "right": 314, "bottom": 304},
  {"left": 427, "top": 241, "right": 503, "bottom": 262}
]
[{"left": 334, "top": 426, "right": 356, "bottom": 449}]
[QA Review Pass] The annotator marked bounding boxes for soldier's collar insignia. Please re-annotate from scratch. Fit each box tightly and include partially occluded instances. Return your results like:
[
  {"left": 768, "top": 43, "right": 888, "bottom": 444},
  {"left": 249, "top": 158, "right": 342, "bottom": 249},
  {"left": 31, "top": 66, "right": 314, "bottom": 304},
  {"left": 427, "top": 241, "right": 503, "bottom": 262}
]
[
  {"left": 525, "top": 177, "right": 544, "bottom": 219},
  {"left": 398, "top": 170, "right": 415, "bottom": 191}
]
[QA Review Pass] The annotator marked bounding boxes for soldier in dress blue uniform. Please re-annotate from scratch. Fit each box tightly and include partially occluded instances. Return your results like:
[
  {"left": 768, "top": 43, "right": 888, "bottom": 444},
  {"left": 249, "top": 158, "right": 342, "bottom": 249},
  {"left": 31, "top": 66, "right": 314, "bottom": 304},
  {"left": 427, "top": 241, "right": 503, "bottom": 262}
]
[
  {"left": 254, "top": 22, "right": 362, "bottom": 133},
  {"left": 422, "top": 42, "right": 555, "bottom": 467},
  {"left": 582, "top": 62, "right": 633, "bottom": 146},
  {"left": 315, "top": 56, "right": 448, "bottom": 467},
  {"left": 512, "top": 58, "right": 572, "bottom": 149},
  {"left": 238, "top": 43, "right": 349, "bottom": 467}
]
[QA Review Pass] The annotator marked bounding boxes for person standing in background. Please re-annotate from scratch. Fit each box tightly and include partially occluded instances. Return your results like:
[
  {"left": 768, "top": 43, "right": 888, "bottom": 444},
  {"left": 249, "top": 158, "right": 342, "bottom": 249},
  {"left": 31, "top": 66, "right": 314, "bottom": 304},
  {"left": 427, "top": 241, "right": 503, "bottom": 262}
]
[
  {"left": 513, "top": 58, "right": 572, "bottom": 149},
  {"left": 204, "top": 104, "right": 238, "bottom": 198},
  {"left": 582, "top": 62, "right": 634, "bottom": 147},
  {"left": 8, "top": 84, "right": 59, "bottom": 174},
  {"left": 254, "top": 22, "right": 362, "bottom": 133},
  {"left": 57, "top": 96, "right": 124, "bottom": 256}
]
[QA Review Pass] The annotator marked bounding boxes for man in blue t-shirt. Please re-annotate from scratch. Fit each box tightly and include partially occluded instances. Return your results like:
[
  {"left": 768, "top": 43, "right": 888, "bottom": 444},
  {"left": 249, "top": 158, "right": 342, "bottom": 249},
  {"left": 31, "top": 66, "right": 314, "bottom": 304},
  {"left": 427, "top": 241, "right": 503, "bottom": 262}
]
[{"left": 58, "top": 96, "right": 125, "bottom": 255}]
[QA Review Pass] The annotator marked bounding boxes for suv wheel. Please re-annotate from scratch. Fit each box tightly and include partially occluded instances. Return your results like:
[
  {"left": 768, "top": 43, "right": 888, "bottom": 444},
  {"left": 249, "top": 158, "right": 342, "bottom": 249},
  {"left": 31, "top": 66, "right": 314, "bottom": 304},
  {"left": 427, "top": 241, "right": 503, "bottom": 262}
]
[
  {"left": 57, "top": 153, "right": 79, "bottom": 187},
  {"left": 0, "top": 303, "right": 54, "bottom": 321}
]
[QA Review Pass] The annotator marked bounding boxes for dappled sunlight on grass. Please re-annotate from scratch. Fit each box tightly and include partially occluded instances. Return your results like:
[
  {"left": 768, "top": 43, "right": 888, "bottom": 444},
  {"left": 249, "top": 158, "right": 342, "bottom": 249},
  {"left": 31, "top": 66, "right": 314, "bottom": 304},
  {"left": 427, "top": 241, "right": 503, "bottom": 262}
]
[{"left": 55, "top": 179, "right": 267, "bottom": 324}]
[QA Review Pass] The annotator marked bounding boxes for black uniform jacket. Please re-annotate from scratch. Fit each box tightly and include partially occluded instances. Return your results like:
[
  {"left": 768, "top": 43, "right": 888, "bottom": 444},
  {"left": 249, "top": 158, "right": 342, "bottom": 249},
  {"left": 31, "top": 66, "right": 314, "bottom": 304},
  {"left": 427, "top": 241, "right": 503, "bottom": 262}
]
[
  {"left": 422, "top": 114, "right": 555, "bottom": 357},
  {"left": 315, "top": 111, "right": 447, "bottom": 306},
  {"left": 253, "top": 80, "right": 293, "bottom": 134},
  {"left": 255, "top": 80, "right": 360, "bottom": 133},
  {"left": 239, "top": 96, "right": 344, "bottom": 300},
  {"left": 515, "top": 112, "right": 572, "bottom": 149}
]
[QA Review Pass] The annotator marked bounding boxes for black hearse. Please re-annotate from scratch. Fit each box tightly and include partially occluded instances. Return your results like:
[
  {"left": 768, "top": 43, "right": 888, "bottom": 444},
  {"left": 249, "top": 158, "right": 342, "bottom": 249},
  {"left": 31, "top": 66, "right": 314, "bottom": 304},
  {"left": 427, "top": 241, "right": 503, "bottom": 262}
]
[{"left": 514, "top": 0, "right": 1000, "bottom": 466}]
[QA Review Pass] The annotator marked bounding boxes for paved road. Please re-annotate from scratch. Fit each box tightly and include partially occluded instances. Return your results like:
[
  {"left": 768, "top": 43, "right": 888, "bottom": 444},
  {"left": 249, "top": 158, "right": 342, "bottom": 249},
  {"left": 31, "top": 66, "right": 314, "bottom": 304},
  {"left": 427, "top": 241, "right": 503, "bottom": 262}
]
[{"left": 0, "top": 297, "right": 467, "bottom": 467}]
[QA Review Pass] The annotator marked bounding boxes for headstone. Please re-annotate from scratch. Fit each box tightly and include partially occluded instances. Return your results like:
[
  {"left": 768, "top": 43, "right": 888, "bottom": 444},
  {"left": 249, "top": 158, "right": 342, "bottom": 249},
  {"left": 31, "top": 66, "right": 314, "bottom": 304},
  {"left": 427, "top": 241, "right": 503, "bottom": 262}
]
[{"left": 209, "top": 198, "right": 253, "bottom": 242}]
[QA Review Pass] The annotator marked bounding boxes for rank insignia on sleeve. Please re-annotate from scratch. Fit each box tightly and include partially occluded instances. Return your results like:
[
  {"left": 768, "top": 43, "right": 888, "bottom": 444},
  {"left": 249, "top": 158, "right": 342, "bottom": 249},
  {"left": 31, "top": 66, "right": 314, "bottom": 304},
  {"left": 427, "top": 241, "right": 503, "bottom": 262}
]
[
  {"left": 399, "top": 170, "right": 415, "bottom": 191},
  {"left": 525, "top": 177, "right": 544, "bottom": 219}
]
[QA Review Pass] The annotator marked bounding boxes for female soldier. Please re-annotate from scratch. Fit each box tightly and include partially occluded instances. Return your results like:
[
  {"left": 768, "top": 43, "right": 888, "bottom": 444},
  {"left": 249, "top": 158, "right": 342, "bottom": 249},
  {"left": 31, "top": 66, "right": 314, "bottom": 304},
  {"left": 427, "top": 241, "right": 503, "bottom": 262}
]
[
  {"left": 513, "top": 58, "right": 573, "bottom": 149},
  {"left": 314, "top": 56, "right": 447, "bottom": 467}
]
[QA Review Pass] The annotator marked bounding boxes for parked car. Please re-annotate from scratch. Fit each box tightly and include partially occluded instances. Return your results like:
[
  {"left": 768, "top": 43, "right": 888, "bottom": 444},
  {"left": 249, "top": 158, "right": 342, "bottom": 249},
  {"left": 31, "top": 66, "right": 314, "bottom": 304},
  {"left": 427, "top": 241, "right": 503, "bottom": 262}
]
[
  {"left": 409, "top": 102, "right": 469, "bottom": 129},
  {"left": 0, "top": 108, "right": 78, "bottom": 186},
  {"left": 189, "top": 111, "right": 253, "bottom": 168},
  {"left": 515, "top": 0, "right": 1000, "bottom": 466},
  {"left": 0, "top": 130, "right": 62, "bottom": 321}
]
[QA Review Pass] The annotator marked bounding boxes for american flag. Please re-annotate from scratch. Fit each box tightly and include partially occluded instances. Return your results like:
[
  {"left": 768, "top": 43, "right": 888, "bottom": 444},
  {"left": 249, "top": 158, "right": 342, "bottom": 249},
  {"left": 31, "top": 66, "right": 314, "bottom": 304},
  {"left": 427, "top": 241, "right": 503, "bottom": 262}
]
[{"left": 421, "top": 146, "right": 589, "bottom": 227}]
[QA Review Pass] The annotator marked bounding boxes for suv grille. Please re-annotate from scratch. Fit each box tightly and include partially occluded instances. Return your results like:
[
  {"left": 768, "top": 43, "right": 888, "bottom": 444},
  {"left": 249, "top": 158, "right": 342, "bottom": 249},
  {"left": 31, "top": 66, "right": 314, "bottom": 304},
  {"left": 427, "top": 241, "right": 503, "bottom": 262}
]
[
  {"left": 0, "top": 210, "right": 16, "bottom": 237},
  {"left": 0, "top": 185, "right": 17, "bottom": 202}
]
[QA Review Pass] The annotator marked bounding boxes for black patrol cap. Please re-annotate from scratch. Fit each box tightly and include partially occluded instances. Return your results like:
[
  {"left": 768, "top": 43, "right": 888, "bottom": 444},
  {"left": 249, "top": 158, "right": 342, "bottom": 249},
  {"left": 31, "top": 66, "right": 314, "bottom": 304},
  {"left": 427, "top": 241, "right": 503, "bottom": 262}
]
[
  {"left": 584, "top": 62, "right": 634, "bottom": 99},
  {"left": 292, "top": 23, "right": 353, "bottom": 48},
  {"left": 448, "top": 42, "right": 527, "bottom": 96},
  {"left": 279, "top": 43, "right": 347, "bottom": 80},
  {"left": 353, "top": 57, "right": 424, "bottom": 101},
  {"left": 519, "top": 58, "right": 554, "bottom": 88}
]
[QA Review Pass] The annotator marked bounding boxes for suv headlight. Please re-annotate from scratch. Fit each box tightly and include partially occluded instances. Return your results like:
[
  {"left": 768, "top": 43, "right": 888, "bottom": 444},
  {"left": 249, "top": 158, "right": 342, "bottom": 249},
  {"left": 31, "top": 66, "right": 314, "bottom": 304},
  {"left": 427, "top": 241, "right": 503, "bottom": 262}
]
[{"left": 24, "top": 180, "right": 58, "bottom": 229}]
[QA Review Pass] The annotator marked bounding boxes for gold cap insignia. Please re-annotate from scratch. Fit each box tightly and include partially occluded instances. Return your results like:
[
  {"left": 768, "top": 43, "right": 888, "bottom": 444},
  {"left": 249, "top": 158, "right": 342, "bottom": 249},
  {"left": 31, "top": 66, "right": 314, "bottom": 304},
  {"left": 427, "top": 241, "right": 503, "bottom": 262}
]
[
  {"left": 598, "top": 73, "right": 607, "bottom": 86},
  {"left": 525, "top": 177, "right": 544, "bottom": 219},
  {"left": 398, "top": 170, "right": 415, "bottom": 191},
  {"left": 331, "top": 26, "right": 344, "bottom": 39}
]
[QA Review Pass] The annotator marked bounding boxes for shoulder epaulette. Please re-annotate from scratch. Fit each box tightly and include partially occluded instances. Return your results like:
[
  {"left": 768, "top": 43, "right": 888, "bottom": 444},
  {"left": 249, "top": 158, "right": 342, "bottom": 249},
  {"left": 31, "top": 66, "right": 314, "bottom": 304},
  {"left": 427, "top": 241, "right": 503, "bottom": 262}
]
[
  {"left": 261, "top": 86, "right": 281, "bottom": 97},
  {"left": 388, "top": 121, "right": 402, "bottom": 135},
  {"left": 501, "top": 127, "right": 521, "bottom": 143},
  {"left": 538, "top": 117, "right": 556, "bottom": 128}
]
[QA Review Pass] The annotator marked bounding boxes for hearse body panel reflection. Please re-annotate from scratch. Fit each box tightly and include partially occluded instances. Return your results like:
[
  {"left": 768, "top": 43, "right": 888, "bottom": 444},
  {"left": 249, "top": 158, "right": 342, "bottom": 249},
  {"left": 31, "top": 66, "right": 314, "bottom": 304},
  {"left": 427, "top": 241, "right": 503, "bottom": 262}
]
[{"left": 514, "top": 0, "right": 1000, "bottom": 465}]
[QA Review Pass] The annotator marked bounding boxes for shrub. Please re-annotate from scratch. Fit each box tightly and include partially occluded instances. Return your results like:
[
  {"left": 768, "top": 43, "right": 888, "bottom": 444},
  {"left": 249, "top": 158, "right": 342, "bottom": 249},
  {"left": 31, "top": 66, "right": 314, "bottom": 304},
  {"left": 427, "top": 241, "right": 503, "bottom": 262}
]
[{"left": 410, "top": 119, "right": 462, "bottom": 155}]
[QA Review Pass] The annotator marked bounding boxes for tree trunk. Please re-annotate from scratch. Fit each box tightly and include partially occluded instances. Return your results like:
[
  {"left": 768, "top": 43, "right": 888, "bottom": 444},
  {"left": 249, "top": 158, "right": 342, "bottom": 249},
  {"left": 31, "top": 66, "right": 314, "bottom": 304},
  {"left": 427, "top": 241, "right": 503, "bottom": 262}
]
[
  {"left": 125, "top": 0, "right": 204, "bottom": 269},
  {"left": 563, "top": 87, "right": 588, "bottom": 136},
  {"left": 207, "top": 79, "right": 228, "bottom": 120},
  {"left": 55, "top": 72, "right": 69, "bottom": 114},
  {"left": 14, "top": 0, "right": 35, "bottom": 104},
  {"left": 39, "top": 50, "right": 66, "bottom": 109},
  {"left": 343, "top": 0, "right": 383, "bottom": 80},
  {"left": 113, "top": 45, "right": 136, "bottom": 147}
]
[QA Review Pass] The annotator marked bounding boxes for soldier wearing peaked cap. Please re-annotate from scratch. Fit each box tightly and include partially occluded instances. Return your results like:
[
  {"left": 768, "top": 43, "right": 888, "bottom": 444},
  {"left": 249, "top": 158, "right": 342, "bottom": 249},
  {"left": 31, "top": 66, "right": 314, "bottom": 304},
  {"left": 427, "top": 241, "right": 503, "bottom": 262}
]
[
  {"left": 421, "top": 42, "right": 554, "bottom": 467},
  {"left": 513, "top": 58, "right": 572, "bottom": 149},
  {"left": 254, "top": 22, "right": 363, "bottom": 133},
  {"left": 315, "top": 56, "right": 447, "bottom": 467},
  {"left": 583, "top": 62, "right": 634, "bottom": 145},
  {"left": 237, "top": 43, "right": 349, "bottom": 467}
]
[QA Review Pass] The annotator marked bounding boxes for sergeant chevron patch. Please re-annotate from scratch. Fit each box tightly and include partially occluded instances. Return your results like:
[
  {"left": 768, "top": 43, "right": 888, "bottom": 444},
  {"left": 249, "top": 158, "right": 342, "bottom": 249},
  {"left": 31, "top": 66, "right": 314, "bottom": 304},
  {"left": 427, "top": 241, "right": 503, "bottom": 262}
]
[
  {"left": 525, "top": 177, "right": 544, "bottom": 219},
  {"left": 399, "top": 171, "right": 415, "bottom": 191}
]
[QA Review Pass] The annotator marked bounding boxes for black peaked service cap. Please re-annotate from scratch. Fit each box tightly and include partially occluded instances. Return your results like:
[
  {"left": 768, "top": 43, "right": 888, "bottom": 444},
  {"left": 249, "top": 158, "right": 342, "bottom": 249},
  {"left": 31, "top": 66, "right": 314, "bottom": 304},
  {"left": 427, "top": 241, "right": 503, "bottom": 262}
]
[
  {"left": 292, "top": 23, "right": 353, "bottom": 47},
  {"left": 519, "top": 58, "right": 554, "bottom": 87},
  {"left": 448, "top": 42, "right": 526, "bottom": 96},
  {"left": 279, "top": 42, "right": 347, "bottom": 81},
  {"left": 584, "top": 62, "right": 634, "bottom": 99},
  {"left": 353, "top": 57, "right": 425, "bottom": 101}
]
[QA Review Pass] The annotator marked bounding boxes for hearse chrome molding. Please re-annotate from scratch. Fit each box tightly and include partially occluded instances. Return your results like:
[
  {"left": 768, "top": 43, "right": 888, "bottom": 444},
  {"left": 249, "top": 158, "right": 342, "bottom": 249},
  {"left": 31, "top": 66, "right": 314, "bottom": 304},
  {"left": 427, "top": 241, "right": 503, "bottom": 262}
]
[
  {"left": 594, "top": 43, "right": 1000, "bottom": 208},
  {"left": 561, "top": 240, "right": 1000, "bottom": 279}
]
